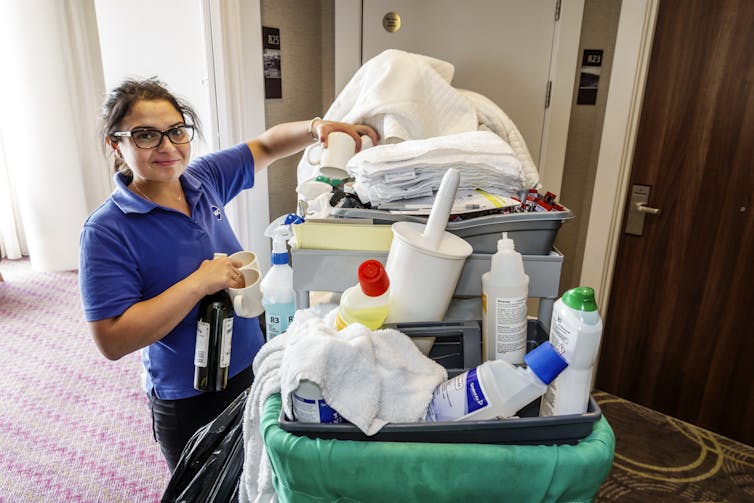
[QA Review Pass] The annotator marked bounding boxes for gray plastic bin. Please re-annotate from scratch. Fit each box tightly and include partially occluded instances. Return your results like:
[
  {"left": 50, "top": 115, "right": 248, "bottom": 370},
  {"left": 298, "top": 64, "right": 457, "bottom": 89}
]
[
  {"left": 330, "top": 207, "right": 574, "bottom": 255},
  {"left": 278, "top": 319, "right": 601, "bottom": 445}
]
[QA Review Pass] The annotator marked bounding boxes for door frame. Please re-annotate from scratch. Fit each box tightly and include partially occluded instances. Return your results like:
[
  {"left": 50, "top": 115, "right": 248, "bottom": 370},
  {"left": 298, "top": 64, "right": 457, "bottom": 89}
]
[
  {"left": 579, "top": 0, "right": 659, "bottom": 317},
  {"left": 334, "top": 0, "right": 584, "bottom": 197},
  {"left": 202, "top": 0, "right": 272, "bottom": 270}
]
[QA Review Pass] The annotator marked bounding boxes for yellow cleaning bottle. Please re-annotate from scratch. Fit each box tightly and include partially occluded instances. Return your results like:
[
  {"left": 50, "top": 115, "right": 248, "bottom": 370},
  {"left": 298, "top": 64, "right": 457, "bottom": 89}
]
[{"left": 335, "top": 259, "right": 390, "bottom": 330}]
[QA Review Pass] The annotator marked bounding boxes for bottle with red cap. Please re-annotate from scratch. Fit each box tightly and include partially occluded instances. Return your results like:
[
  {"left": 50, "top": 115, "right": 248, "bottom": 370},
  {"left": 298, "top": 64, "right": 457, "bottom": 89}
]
[{"left": 335, "top": 260, "right": 391, "bottom": 330}]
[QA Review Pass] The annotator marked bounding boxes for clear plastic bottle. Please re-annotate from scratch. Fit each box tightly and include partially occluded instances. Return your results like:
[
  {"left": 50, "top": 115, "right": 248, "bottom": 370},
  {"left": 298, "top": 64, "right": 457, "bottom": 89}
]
[
  {"left": 540, "top": 286, "right": 603, "bottom": 416},
  {"left": 424, "top": 341, "right": 567, "bottom": 422},
  {"left": 335, "top": 259, "right": 390, "bottom": 330},
  {"left": 260, "top": 229, "right": 296, "bottom": 340},
  {"left": 482, "top": 232, "right": 530, "bottom": 364}
]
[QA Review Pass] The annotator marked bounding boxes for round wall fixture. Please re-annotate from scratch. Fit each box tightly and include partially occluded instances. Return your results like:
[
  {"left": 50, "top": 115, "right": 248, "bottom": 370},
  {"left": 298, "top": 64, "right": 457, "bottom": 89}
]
[{"left": 382, "top": 12, "right": 401, "bottom": 33}]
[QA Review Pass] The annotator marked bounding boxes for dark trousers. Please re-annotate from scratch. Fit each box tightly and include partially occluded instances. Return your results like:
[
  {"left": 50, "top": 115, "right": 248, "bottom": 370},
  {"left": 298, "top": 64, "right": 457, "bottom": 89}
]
[{"left": 147, "top": 365, "right": 254, "bottom": 472}]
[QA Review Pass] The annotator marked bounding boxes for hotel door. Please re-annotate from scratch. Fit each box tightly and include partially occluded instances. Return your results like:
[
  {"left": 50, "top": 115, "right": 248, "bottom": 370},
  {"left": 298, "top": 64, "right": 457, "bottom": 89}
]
[{"left": 596, "top": 0, "right": 754, "bottom": 445}]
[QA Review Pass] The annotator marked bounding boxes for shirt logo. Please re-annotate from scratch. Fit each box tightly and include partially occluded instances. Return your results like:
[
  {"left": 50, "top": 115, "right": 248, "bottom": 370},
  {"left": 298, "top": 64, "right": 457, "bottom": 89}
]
[{"left": 211, "top": 206, "right": 223, "bottom": 221}]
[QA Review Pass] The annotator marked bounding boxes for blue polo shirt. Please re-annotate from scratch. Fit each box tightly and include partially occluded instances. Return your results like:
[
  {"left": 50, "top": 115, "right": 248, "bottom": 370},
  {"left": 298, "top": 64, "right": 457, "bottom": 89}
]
[{"left": 79, "top": 143, "right": 264, "bottom": 400}]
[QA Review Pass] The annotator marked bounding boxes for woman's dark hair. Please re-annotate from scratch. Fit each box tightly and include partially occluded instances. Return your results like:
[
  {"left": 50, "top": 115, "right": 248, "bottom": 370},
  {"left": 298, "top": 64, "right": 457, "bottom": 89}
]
[{"left": 101, "top": 77, "right": 202, "bottom": 175}]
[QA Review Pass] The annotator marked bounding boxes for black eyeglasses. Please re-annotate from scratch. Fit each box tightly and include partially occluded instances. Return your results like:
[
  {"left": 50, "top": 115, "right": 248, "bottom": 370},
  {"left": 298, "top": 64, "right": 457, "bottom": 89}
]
[{"left": 113, "top": 125, "right": 195, "bottom": 149}]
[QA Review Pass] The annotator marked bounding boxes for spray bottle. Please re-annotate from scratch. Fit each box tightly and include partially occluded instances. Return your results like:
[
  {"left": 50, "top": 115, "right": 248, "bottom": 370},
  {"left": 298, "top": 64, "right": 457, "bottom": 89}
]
[
  {"left": 260, "top": 216, "right": 301, "bottom": 340},
  {"left": 540, "top": 286, "right": 603, "bottom": 416},
  {"left": 482, "top": 232, "right": 530, "bottom": 364}
]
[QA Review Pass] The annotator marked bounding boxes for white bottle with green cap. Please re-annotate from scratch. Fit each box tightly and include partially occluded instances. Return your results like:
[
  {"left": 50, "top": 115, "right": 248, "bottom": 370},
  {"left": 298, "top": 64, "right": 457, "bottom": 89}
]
[{"left": 540, "top": 286, "right": 603, "bottom": 416}]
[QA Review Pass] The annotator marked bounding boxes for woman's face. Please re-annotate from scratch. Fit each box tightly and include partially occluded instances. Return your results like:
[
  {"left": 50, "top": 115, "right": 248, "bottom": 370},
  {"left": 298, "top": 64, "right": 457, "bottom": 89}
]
[{"left": 112, "top": 99, "right": 191, "bottom": 183}]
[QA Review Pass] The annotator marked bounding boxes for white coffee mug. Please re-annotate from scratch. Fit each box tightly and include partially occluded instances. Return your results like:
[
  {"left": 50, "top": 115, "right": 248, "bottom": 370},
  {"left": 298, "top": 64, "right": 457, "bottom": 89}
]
[
  {"left": 229, "top": 251, "right": 259, "bottom": 273},
  {"left": 228, "top": 268, "right": 264, "bottom": 318},
  {"left": 307, "top": 131, "right": 356, "bottom": 179},
  {"left": 360, "top": 134, "right": 374, "bottom": 150}
]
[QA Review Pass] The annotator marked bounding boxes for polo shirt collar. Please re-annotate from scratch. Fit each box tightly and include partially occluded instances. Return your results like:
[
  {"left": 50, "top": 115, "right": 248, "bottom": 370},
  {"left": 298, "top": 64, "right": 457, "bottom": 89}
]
[{"left": 111, "top": 171, "right": 203, "bottom": 215}]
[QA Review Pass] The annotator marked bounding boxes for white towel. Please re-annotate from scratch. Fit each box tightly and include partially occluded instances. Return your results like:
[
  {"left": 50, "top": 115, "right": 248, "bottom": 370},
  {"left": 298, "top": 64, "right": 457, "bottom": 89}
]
[
  {"left": 346, "top": 131, "right": 525, "bottom": 206},
  {"left": 458, "top": 89, "right": 540, "bottom": 189},
  {"left": 239, "top": 308, "right": 448, "bottom": 503},
  {"left": 298, "top": 49, "right": 478, "bottom": 184}
]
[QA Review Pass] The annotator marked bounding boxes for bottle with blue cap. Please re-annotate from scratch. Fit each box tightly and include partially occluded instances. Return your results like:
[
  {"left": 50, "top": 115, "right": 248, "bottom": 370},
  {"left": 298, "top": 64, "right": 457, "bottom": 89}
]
[
  {"left": 260, "top": 215, "right": 302, "bottom": 340},
  {"left": 424, "top": 341, "right": 568, "bottom": 422}
]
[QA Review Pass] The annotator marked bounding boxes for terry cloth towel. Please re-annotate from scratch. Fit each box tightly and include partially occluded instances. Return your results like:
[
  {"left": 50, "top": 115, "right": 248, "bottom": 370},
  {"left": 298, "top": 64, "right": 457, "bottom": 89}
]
[
  {"left": 238, "top": 308, "right": 448, "bottom": 503},
  {"left": 459, "top": 89, "right": 539, "bottom": 189},
  {"left": 297, "top": 49, "right": 539, "bottom": 190},
  {"left": 347, "top": 130, "right": 526, "bottom": 206}
]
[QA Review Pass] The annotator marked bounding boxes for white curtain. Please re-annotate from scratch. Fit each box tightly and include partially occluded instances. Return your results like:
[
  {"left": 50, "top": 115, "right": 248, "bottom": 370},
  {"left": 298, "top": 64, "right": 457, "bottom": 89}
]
[
  {"left": 0, "top": 0, "right": 110, "bottom": 271},
  {"left": 0, "top": 129, "right": 27, "bottom": 259}
]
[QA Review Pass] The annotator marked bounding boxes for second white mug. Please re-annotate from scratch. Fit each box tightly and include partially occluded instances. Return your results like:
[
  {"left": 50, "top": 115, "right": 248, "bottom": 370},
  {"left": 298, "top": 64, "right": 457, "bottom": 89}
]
[
  {"left": 307, "top": 131, "right": 356, "bottom": 179},
  {"left": 228, "top": 268, "right": 264, "bottom": 318},
  {"left": 229, "top": 251, "right": 259, "bottom": 273}
]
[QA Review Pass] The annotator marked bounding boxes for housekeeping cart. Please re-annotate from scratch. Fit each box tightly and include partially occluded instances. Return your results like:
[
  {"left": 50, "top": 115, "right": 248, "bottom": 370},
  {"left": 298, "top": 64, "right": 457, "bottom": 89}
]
[{"left": 257, "top": 244, "right": 615, "bottom": 502}]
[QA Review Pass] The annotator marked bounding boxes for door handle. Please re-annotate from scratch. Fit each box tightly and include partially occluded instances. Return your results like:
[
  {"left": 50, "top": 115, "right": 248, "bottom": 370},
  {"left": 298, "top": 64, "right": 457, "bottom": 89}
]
[
  {"left": 625, "top": 184, "right": 660, "bottom": 235},
  {"left": 635, "top": 203, "right": 661, "bottom": 215}
]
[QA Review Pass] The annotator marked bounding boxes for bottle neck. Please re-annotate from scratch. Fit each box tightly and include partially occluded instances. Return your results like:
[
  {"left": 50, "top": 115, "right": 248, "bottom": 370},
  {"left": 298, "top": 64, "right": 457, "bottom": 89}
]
[{"left": 271, "top": 252, "right": 289, "bottom": 265}]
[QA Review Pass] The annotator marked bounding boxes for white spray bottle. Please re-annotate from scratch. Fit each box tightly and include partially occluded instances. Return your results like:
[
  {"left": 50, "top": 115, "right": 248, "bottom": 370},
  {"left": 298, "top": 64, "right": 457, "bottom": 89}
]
[
  {"left": 260, "top": 220, "right": 297, "bottom": 340},
  {"left": 482, "top": 232, "right": 530, "bottom": 364}
]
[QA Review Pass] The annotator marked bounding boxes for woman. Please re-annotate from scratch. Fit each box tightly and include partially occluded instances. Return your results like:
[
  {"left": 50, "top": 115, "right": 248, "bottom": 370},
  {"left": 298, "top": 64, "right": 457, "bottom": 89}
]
[{"left": 79, "top": 77, "right": 378, "bottom": 471}]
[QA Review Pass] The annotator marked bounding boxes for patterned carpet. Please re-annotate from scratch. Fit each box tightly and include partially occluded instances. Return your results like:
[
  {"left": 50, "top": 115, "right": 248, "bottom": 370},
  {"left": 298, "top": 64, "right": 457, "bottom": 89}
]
[
  {"left": 0, "top": 259, "right": 169, "bottom": 502},
  {"left": 594, "top": 390, "right": 754, "bottom": 502}
]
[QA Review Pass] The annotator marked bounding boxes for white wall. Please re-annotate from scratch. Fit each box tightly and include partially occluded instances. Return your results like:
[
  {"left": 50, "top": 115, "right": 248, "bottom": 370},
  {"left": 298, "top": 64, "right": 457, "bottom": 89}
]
[{"left": 94, "top": 0, "right": 215, "bottom": 157}]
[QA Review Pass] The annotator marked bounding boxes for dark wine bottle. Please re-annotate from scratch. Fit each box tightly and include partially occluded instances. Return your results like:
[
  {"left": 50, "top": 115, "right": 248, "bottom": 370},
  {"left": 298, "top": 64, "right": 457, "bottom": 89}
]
[{"left": 194, "top": 287, "right": 234, "bottom": 392}]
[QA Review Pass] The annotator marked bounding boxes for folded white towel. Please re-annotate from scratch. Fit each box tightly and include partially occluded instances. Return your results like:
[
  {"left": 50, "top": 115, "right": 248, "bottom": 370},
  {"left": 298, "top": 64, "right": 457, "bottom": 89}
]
[
  {"left": 350, "top": 130, "right": 517, "bottom": 169},
  {"left": 239, "top": 308, "right": 448, "bottom": 503},
  {"left": 347, "top": 131, "right": 525, "bottom": 206},
  {"left": 459, "top": 89, "right": 540, "bottom": 189}
]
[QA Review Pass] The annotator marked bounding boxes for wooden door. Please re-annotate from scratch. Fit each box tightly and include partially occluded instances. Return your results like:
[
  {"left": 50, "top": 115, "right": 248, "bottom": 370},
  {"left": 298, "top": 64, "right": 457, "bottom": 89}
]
[
  {"left": 361, "top": 0, "right": 558, "bottom": 167},
  {"left": 596, "top": 0, "right": 754, "bottom": 445}
]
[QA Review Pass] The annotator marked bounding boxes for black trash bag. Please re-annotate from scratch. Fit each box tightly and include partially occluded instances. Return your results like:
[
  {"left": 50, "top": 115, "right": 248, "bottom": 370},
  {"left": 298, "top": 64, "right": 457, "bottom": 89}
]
[{"left": 161, "top": 389, "right": 249, "bottom": 503}]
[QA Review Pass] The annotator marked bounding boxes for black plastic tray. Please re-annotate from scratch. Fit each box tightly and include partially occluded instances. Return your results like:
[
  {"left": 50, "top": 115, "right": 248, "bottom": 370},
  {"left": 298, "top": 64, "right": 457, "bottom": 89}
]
[{"left": 278, "top": 320, "right": 602, "bottom": 445}]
